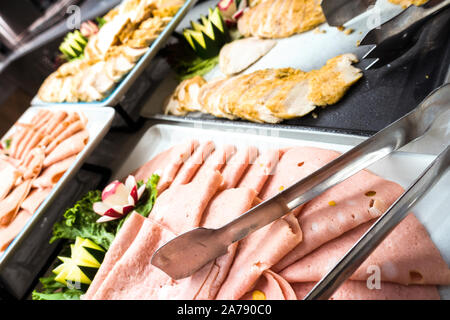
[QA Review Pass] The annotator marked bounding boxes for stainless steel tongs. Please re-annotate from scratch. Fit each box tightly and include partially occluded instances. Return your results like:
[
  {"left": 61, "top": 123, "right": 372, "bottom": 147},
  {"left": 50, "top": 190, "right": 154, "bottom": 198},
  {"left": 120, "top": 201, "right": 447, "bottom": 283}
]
[
  {"left": 321, "top": 0, "right": 450, "bottom": 69},
  {"left": 151, "top": 83, "right": 450, "bottom": 281}
]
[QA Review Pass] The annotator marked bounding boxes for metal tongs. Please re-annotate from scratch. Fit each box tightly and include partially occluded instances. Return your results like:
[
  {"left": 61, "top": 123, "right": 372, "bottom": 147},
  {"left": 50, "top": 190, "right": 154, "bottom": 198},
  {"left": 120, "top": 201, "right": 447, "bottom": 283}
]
[
  {"left": 321, "top": 0, "right": 450, "bottom": 69},
  {"left": 151, "top": 83, "right": 450, "bottom": 281}
]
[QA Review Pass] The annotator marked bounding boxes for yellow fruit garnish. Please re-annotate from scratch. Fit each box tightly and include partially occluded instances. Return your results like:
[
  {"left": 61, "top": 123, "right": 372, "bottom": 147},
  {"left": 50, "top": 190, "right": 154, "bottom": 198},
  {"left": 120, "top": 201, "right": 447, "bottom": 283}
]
[
  {"left": 252, "top": 290, "right": 266, "bottom": 300},
  {"left": 328, "top": 200, "right": 336, "bottom": 206},
  {"left": 279, "top": 186, "right": 284, "bottom": 191}
]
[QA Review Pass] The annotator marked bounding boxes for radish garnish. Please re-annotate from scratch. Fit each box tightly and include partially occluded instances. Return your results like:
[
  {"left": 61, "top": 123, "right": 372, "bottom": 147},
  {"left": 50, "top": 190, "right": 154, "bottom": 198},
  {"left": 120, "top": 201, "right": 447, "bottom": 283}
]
[{"left": 93, "top": 175, "right": 145, "bottom": 222}]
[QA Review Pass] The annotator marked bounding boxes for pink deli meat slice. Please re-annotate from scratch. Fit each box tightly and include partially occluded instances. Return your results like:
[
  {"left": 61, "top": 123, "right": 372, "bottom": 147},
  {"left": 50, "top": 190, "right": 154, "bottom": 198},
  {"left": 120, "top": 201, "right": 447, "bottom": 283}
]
[
  {"left": 292, "top": 281, "right": 440, "bottom": 300},
  {"left": 133, "top": 140, "right": 199, "bottom": 193},
  {"left": 194, "top": 145, "right": 236, "bottom": 179},
  {"left": 83, "top": 212, "right": 145, "bottom": 299},
  {"left": 280, "top": 214, "right": 450, "bottom": 285},
  {"left": 172, "top": 188, "right": 258, "bottom": 300},
  {"left": 237, "top": 149, "right": 282, "bottom": 195},
  {"left": 151, "top": 170, "right": 223, "bottom": 234},
  {"left": 220, "top": 146, "right": 258, "bottom": 190},
  {"left": 32, "top": 155, "right": 77, "bottom": 188},
  {"left": 43, "top": 130, "right": 89, "bottom": 168},
  {"left": 21, "top": 187, "right": 52, "bottom": 214},
  {"left": 0, "top": 209, "right": 31, "bottom": 251},
  {"left": 274, "top": 169, "right": 405, "bottom": 271},
  {"left": 216, "top": 212, "right": 302, "bottom": 300},
  {"left": 241, "top": 270, "right": 297, "bottom": 300},
  {"left": 0, "top": 163, "right": 21, "bottom": 201},
  {"left": 171, "top": 141, "right": 215, "bottom": 186},
  {"left": 89, "top": 218, "right": 177, "bottom": 300},
  {"left": 0, "top": 179, "right": 32, "bottom": 226}
]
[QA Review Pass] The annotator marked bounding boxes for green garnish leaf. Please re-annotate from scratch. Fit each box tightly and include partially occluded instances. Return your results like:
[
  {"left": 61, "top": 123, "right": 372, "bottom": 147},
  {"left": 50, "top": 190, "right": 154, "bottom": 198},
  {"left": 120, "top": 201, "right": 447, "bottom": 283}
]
[
  {"left": 96, "top": 17, "right": 107, "bottom": 28},
  {"left": 5, "top": 139, "right": 11, "bottom": 149}
]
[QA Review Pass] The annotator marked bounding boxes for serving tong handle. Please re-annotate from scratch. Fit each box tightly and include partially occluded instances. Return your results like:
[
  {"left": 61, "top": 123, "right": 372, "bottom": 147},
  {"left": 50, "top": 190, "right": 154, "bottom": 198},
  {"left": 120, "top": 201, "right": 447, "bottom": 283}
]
[
  {"left": 304, "top": 144, "right": 450, "bottom": 300},
  {"left": 151, "top": 84, "right": 450, "bottom": 280}
]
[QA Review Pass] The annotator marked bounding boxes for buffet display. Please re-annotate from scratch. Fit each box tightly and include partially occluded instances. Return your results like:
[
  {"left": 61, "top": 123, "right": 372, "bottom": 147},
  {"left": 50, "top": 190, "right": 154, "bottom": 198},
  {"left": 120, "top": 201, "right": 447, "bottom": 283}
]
[{"left": 1, "top": 0, "right": 448, "bottom": 302}]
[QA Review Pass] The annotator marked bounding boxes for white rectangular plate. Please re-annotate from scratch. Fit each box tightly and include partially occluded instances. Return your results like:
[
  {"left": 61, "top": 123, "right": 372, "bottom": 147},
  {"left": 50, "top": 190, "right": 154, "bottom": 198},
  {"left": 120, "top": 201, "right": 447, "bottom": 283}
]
[
  {"left": 114, "top": 122, "right": 450, "bottom": 299},
  {"left": 0, "top": 105, "right": 115, "bottom": 267}
]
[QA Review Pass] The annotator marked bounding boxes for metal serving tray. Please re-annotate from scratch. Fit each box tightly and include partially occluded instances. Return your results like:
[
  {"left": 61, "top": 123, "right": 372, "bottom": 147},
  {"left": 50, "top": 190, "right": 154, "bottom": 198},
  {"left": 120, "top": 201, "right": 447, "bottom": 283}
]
[
  {"left": 113, "top": 121, "right": 450, "bottom": 299},
  {"left": 140, "top": 0, "right": 450, "bottom": 136},
  {"left": 0, "top": 105, "right": 115, "bottom": 299},
  {"left": 30, "top": 0, "right": 198, "bottom": 108}
]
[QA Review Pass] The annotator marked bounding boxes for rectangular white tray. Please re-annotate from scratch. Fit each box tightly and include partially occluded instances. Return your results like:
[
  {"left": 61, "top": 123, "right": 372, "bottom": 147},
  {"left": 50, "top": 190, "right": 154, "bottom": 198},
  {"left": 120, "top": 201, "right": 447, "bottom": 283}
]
[
  {"left": 114, "top": 122, "right": 450, "bottom": 299},
  {"left": 0, "top": 105, "right": 115, "bottom": 267}
]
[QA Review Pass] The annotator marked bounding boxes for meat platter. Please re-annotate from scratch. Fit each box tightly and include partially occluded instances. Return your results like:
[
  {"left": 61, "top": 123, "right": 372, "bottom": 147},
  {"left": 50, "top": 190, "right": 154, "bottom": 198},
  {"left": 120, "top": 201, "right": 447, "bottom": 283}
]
[
  {"left": 140, "top": 0, "right": 450, "bottom": 135},
  {"left": 30, "top": 0, "right": 198, "bottom": 108},
  {"left": 0, "top": 105, "right": 115, "bottom": 299}
]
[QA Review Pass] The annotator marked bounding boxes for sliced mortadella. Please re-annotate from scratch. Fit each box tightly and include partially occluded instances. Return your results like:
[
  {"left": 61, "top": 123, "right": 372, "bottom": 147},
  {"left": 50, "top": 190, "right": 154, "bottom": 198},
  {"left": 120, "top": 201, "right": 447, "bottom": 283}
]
[
  {"left": 171, "top": 141, "right": 215, "bottom": 186},
  {"left": 13, "top": 126, "right": 34, "bottom": 160},
  {"left": 151, "top": 170, "right": 223, "bottom": 234},
  {"left": 30, "top": 109, "right": 50, "bottom": 126},
  {"left": 43, "top": 110, "right": 68, "bottom": 134},
  {"left": 292, "top": 281, "right": 441, "bottom": 300},
  {"left": 220, "top": 146, "right": 258, "bottom": 190},
  {"left": 90, "top": 218, "right": 177, "bottom": 300},
  {"left": 274, "top": 169, "right": 405, "bottom": 271},
  {"left": 241, "top": 270, "right": 297, "bottom": 300},
  {"left": 194, "top": 144, "right": 236, "bottom": 179},
  {"left": 45, "top": 120, "right": 85, "bottom": 155},
  {"left": 280, "top": 214, "right": 450, "bottom": 285},
  {"left": 21, "top": 187, "right": 52, "bottom": 214},
  {"left": 259, "top": 146, "right": 341, "bottom": 202},
  {"left": 83, "top": 212, "right": 145, "bottom": 300},
  {"left": 238, "top": 148, "right": 282, "bottom": 195},
  {"left": 0, "top": 163, "right": 21, "bottom": 201},
  {"left": 8, "top": 124, "right": 29, "bottom": 158},
  {"left": 0, "top": 209, "right": 32, "bottom": 252},
  {"left": 172, "top": 188, "right": 258, "bottom": 300},
  {"left": 0, "top": 180, "right": 32, "bottom": 226},
  {"left": 133, "top": 140, "right": 199, "bottom": 193},
  {"left": 43, "top": 130, "right": 88, "bottom": 168},
  {"left": 216, "top": 212, "right": 302, "bottom": 300},
  {"left": 33, "top": 155, "right": 77, "bottom": 188}
]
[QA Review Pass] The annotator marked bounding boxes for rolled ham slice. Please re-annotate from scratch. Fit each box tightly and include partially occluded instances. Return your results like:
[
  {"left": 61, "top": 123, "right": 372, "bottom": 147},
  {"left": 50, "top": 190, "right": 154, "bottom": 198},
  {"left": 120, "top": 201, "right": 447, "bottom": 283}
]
[
  {"left": 0, "top": 209, "right": 32, "bottom": 252},
  {"left": 43, "top": 130, "right": 88, "bottom": 168},
  {"left": 21, "top": 187, "right": 52, "bottom": 214},
  {"left": 241, "top": 270, "right": 297, "bottom": 300},
  {"left": 274, "top": 168, "right": 405, "bottom": 271},
  {"left": 45, "top": 120, "right": 85, "bottom": 155},
  {"left": 238, "top": 149, "right": 281, "bottom": 194},
  {"left": 280, "top": 214, "right": 450, "bottom": 285},
  {"left": 21, "top": 147, "right": 45, "bottom": 180},
  {"left": 292, "top": 281, "right": 441, "bottom": 300},
  {"left": 133, "top": 140, "right": 199, "bottom": 193},
  {"left": 33, "top": 155, "right": 77, "bottom": 188},
  {"left": 0, "top": 180, "right": 32, "bottom": 226},
  {"left": 83, "top": 212, "right": 145, "bottom": 300},
  {"left": 171, "top": 141, "right": 215, "bottom": 186}
]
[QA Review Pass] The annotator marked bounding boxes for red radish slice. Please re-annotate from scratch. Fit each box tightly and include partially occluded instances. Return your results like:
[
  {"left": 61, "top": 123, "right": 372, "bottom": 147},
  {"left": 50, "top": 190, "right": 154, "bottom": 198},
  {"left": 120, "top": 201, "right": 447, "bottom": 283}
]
[
  {"left": 102, "top": 181, "right": 121, "bottom": 201},
  {"left": 233, "top": 8, "right": 245, "bottom": 20}
]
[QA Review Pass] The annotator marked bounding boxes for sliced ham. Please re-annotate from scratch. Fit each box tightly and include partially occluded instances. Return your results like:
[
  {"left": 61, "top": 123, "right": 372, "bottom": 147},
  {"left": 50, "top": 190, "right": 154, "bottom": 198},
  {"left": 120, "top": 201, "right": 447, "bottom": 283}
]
[
  {"left": 133, "top": 140, "right": 199, "bottom": 193},
  {"left": 0, "top": 209, "right": 32, "bottom": 252},
  {"left": 216, "top": 212, "right": 302, "bottom": 300},
  {"left": 280, "top": 214, "right": 450, "bottom": 285},
  {"left": 21, "top": 147, "right": 45, "bottom": 180},
  {"left": 292, "top": 281, "right": 441, "bottom": 300},
  {"left": 0, "top": 163, "right": 21, "bottom": 201},
  {"left": 0, "top": 180, "right": 32, "bottom": 226},
  {"left": 45, "top": 120, "right": 85, "bottom": 155},
  {"left": 194, "top": 145, "right": 236, "bottom": 179},
  {"left": 89, "top": 218, "right": 177, "bottom": 300},
  {"left": 33, "top": 155, "right": 77, "bottom": 188},
  {"left": 83, "top": 212, "right": 145, "bottom": 300},
  {"left": 151, "top": 170, "right": 223, "bottom": 234},
  {"left": 274, "top": 169, "right": 405, "bottom": 271},
  {"left": 21, "top": 188, "right": 52, "bottom": 214},
  {"left": 238, "top": 148, "right": 281, "bottom": 194},
  {"left": 241, "top": 269, "right": 297, "bottom": 300},
  {"left": 43, "top": 130, "right": 88, "bottom": 168},
  {"left": 171, "top": 141, "right": 215, "bottom": 186},
  {"left": 220, "top": 146, "right": 258, "bottom": 190}
]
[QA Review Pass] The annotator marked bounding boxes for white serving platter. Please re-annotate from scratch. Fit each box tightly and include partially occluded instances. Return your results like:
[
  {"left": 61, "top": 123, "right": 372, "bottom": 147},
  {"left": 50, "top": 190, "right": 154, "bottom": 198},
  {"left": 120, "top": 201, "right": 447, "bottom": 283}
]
[
  {"left": 0, "top": 105, "right": 115, "bottom": 267},
  {"left": 113, "top": 122, "right": 450, "bottom": 299}
]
